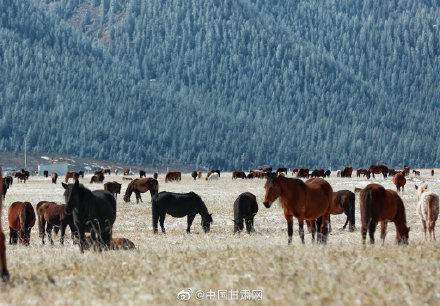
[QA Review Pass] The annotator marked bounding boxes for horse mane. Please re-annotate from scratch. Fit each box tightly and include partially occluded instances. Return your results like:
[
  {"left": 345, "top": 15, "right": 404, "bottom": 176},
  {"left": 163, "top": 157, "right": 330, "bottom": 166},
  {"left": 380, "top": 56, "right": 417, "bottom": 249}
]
[{"left": 124, "top": 181, "right": 134, "bottom": 198}]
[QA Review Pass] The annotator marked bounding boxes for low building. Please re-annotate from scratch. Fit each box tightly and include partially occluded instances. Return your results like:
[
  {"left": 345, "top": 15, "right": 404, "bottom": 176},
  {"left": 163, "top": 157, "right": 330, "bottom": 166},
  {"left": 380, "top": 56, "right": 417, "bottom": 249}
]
[{"left": 38, "top": 161, "right": 68, "bottom": 176}]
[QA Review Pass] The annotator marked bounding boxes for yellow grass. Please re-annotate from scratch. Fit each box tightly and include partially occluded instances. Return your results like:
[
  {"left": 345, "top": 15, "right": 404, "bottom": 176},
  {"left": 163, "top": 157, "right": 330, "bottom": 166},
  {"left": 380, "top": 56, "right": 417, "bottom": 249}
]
[{"left": 1, "top": 170, "right": 440, "bottom": 305}]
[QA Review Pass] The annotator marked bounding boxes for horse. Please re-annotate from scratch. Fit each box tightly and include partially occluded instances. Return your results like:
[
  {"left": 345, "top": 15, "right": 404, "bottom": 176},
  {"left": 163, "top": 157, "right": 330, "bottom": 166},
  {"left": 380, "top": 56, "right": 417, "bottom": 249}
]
[
  {"left": 415, "top": 184, "right": 439, "bottom": 241},
  {"left": 197, "top": 171, "right": 201, "bottom": 179},
  {"left": 90, "top": 173, "right": 105, "bottom": 184},
  {"left": 233, "top": 192, "right": 258, "bottom": 233},
  {"left": 102, "top": 169, "right": 111, "bottom": 175},
  {"left": 0, "top": 172, "right": 9, "bottom": 281},
  {"left": 14, "top": 172, "right": 27, "bottom": 183},
  {"left": 310, "top": 169, "right": 325, "bottom": 178},
  {"left": 403, "top": 165, "right": 410, "bottom": 176},
  {"left": 37, "top": 201, "right": 74, "bottom": 245},
  {"left": 123, "top": 169, "right": 130, "bottom": 175},
  {"left": 165, "top": 171, "right": 181, "bottom": 182},
  {"left": 368, "top": 165, "right": 389, "bottom": 178},
  {"left": 152, "top": 191, "right": 213, "bottom": 234},
  {"left": 153, "top": 172, "right": 158, "bottom": 179},
  {"left": 65, "top": 171, "right": 79, "bottom": 183},
  {"left": 110, "top": 238, "right": 136, "bottom": 250},
  {"left": 78, "top": 171, "right": 84, "bottom": 178},
  {"left": 210, "top": 169, "right": 221, "bottom": 177},
  {"left": 412, "top": 170, "right": 420, "bottom": 176},
  {"left": 191, "top": 171, "right": 198, "bottom": 180},
  {"left": 263, "top": 176, "right": 333, "bottom": 244},
  {"left": 114, "top": 169, "right": 118, "bottom": 175},
  {"left": 296, "top": 168, "right": 309, "bottom": 178},
  {"left": 1, "top": 180, "right": 7, "bottom": 199},
  {"left": 124, "top": 178, "right": 158, "bottom": 203},
  {"left": 431, "top": 169, "right": 435, "bottom": 176},
  {"left": 62, "top": 180, "right": 116, "bottom": 252},
  {"left": 21, "top": 169, "right": 30, "bottom": 179},
  {"left": 139, "top": 170, "right": 146, "bottom": 178},
  {"left": 388, "top": 168, "right": 399, "bottom": 177},
  {"left": 8, "top": 201, "right": 36, "bottom": 245},
  {"left": 4, "top": 176, "right": 13, "bottom": 187},
  {"left": 360, "top": 184, "right": 409, "bottom": 245},
  {"left": 291, "top": 168, "right": 298, "bottom": 175},
  {"left": 43, "top": 170, "right": 49, "bottom": 178},
  {"left": 276, "top": 168, "right": 288, "bottom": 175},
  {"left": 336, "top": 170, "right": 341, "bottom": 177},
  {"left": 393, "top": 172, "right": 406, "bottom": 192},
  {"left": 104, "top": 182, "right": 122, "bottom": 199},
  {"left": 207, "top": 172, "right": 219, "bottom": 180},
  {"left": 357, "top": 168, "right": 369, "bottom": 177},
  {"left": 250, "top": 170, "right": 265, "bottom": 179},
  {"left": 318, "top": 190, "right": 355, "bottom": 232},
  {"left": 341, "top": 166, "right": 353, "bottom": 178},
  {"left": 324, "top": 170, "right": 331, "bottom": 177},
  {"left": 232, "top": 171, "right": 246, "bottom": 179},
  {"left": 50, "top": 172, "right": 58, "bottom": 184},
  {"left": 246, "top": 173, "right": 254, "bottom": 179}
]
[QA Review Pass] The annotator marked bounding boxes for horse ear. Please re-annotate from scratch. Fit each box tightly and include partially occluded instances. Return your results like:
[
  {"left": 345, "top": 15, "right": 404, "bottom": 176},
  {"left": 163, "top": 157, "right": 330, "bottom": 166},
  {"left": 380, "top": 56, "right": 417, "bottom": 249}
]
[{"left": 62, "top": 183, "right": 68, "bottom": 189}]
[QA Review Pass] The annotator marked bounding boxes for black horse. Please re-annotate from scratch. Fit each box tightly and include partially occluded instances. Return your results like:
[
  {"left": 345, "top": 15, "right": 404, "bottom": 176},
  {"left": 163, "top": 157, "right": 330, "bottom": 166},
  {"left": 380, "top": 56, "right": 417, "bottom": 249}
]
[
  {"left": 78, "top": 171, "right": 84, "bottom": 178},
  {"left": 324, "top": 170, "right": 331, "bottom": 177},
  {"left": 1, "top": 180, "right": 8, "bottom": 199},
  {"left": 191, "top": 171, "right": 198, "bottom": 180},
  {"left": 276, "top": 168, "right": 288, "bottom": 175},
  {"left": 151, "top": 191, "right": 213, "bottom": 234},
  {"left": 43, "top": 170, "right": 49, "bottom": 178},
  {"left": 139, "top": 170, "right": 146, "bottom": 178},
  {"left": 233, "top": 192, "right": 258, "bottom": 233},
  {"left": 5, "top": 176, "right": 13, "bottom": 187},
  {"left": 62, "top": 180, "right": 116, "bottom": 252}
]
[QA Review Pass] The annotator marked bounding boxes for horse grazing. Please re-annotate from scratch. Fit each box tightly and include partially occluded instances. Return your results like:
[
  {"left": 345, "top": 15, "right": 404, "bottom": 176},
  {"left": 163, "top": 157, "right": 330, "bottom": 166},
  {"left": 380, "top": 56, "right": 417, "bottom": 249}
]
[
  {"left": 151, "top": 191, "right": 213, "bottom": 234},
  {"left": 263, "top": 176, "right": 333, "bottom": 244},
  {"left": 246, "top": 173, "right": 254, "bottom": 179},
  {"left": 233, "top": 192, "right": 258, "bottom": 233},
  {"left": 341, "top": 166, "right": 353, "bottom": 178},
  {"left": 191, "top": 171, "right": 198, "bottom": 180},
  {"left": 110, "top": 238, "right": 136, "bottom": 250},
  {"left": 412, "top": 170, "right": 420, "bottom": 176},
  {"left": 123, "top": 178, "right": 158, "bottom": 203},
  {"left": 368, "top": 165, "right": 389, "bottom": 178},
  {"left": 90, "top": 173, "right": 105, "bottom": 184},
  {"left": 37, "top": 201, "right": 74, "bottom": 245},
  {"left": 416, "top": 184, "right": 439, "bottom": 241},
  {"left": 360, "top": 184, "right": 409, "bottom": 245},
  {"left": 296, "top": 168, "right": 309, "bottom": 178},
  {"left": 393, "top": 172, "right": 406, "bottom": 192},
  {"left": 165, "top": 171, "right": 181, "bottom": 182},
  {"left": 43, "top": 170, "right": 49, "bottom": 178},
  {"left": 276, "top": 168, "right": 288, "bottom": 175},
  {"left": 232, "top": 171, "right": 246, "bottom": 179},
  {"left": 431, "top": 169, "right": 435, "bottom": 176},
  {"left": 0, "top": 172, "right": 9, "bottom": 281},
  {"left": 357, "top": 168, "right": 370, "bottom": 178},
  {"left": 310, "top": 169, "right": 325, "bottom": 178},
  {"left": 139, "top": 170, "right": 146, "bottom": 178},
  {"left": 8, "top": 201, "right": 36, "bottom": 245},
  {"left": 14, "top": 172, "right": 27, "bottom": 183},
  {"left": 332, "top": 190, "right": 355, "bottom": 231},
  {"left": 62, "top": 180, "right": 116, "bottom": 252},
  {"left": 65, "top": 171, "right": 79, "bottom": 183},
  {"left": 51, "top": 172, "right": 58, "bottom": 184},
  {"left": 207, "top": 172, "right": 219, "bottom": 180},
  {"left": 388, "top": 168, "right": 399, "bottom": 177},
  {"left": 104, "top": 182, "right": 122, "bottom": 199}
]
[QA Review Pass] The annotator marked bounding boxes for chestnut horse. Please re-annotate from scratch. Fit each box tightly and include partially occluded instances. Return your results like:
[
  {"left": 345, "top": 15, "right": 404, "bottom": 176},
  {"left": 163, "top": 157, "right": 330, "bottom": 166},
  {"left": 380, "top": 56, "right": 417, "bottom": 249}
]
[
  {"left": 124, "top": 178, "right": 159, "bottom": 203},
  {"left": 65, "top": 171, "right": 79, "bottom": 183},
  {"left": 360, "top": 184, "right": 409, "bottom": 245},
  {"left": 14, "top": 172, "right": 27, "bottom": 183},
  {"left": 393, "top": 172, "right": 406, "bottom": 192},
  {"left": 51, "top": 172, "right": 58, "bottom": 184},
  {"left": 101, "top": 169, "right": 111, "bottom": 175},
  {"left": 263, "top": 176, "right": 333, "bottom": 244},
  {"left": 37, "top": 201, "right": 74, "bottom": 245},
  {"left": 341, "top": 166, "right": 353, "bottom": 178},
  {"left": 197, "top": 171, "right": 201, "bottom": 179},
  {"left": 165, "top": 171, "right": 181, "bottom": 182},
  {"left": 296, "top": 168, "right": 309, "bottom": 178},
  {"left": 8, "top": 201, "right": 36, "bottom": 245},
  {"left": 368, "top": 165, "right": 388, "bottom": 178},
  {"left": 0, "top": 171, "right": 9, "bottom": 281}
]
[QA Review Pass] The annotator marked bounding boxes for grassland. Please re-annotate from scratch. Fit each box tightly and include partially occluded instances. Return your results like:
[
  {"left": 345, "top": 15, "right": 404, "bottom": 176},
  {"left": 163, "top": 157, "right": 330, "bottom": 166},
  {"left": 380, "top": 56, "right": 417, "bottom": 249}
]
[{"left": 1, "top": 170, "right": 440, "bottom": 305}]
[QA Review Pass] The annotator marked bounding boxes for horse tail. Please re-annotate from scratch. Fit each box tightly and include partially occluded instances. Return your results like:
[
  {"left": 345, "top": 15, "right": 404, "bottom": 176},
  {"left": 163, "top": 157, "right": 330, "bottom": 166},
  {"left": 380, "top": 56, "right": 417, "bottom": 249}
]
[
  {"left": 428, "top": 194, "right": 438, "bottom": 229},
  {"left": 36, "top": 203, "right": 45, "bottom": 236},
  {"left": 21, "top": 203, "right": 32, "bottom": 231},
  {"left": 361, "top": 188, "right": 372, "bottom": 229}
]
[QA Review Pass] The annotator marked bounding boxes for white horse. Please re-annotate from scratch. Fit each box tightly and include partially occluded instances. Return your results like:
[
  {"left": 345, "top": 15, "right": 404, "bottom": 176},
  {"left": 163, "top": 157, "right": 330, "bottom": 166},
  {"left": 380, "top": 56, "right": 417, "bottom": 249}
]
[
  {"left": 416, "top": 184, "right": 439, "bottom": 241},
  {"left": 207, "top": 173, "right": 219, "bottom": 181}
]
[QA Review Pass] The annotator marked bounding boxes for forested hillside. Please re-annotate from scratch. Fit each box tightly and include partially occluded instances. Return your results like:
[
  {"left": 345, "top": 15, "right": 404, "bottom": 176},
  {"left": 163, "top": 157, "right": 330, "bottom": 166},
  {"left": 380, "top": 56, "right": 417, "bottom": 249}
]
[{"left": 1, "top": 0, "right": 439, "bottom": 169}]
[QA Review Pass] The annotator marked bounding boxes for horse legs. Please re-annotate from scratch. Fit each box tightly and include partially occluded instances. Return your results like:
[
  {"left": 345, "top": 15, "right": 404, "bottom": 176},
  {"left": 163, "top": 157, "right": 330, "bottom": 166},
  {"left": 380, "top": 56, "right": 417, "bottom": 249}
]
[
  {"left": 342, "top": 216, "right": 349, "bottom": 230},
  {"left": 380, "top": 221, "right": 387, "bottom": 246},
  {"left": 152, "top": 212, "right": 159, "bottom": 234},
  {"left": 60, "top": 222, "right": 66, "bottom": 245},
  {"left": 46, "top": 224, "right": 54, "bottom": 245},
  {"left": 318, "top": 213, "right": 330, "bottom": 244},
  {"left": 159, "top": 213, "right": 166, "bottom": 234},
  {"left": 9, "top": 228, "right": 17, "bottom": 245},
  {"left": 298, "top": 219, "right": 305, "bottom": 244},
  {"left": 368, "top": 221, "right": 377, "bottom": 244},
  {"left": 245, "top": 218, "right": 254, "bottom": 234},
  {"left": 135, "top": 191, "right": 142, "bottom": 204},
  {"left": 421, "top": 219, "right": 427, "bottom": 241},
  {"left": 186, "top": 214, "right": 196, "bottom": 234},
  {"left": 361, "top": 223, "right": 367, "bottom": 245},
  {"left": 285, "top": 215, "right": 294, "bottom": 245},
  {"left": 39, "top": 217, "right": 46, "bottom": 245},
  {"left": 309, "top": 220, "right": 316, "bottom": 242}
]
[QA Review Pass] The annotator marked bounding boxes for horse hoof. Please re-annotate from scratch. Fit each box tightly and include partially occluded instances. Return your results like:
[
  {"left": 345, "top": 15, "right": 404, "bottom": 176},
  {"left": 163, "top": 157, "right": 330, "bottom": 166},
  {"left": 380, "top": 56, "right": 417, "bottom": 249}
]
[{"left": 1, "top": 270, "right": 9, "bottom": 282}]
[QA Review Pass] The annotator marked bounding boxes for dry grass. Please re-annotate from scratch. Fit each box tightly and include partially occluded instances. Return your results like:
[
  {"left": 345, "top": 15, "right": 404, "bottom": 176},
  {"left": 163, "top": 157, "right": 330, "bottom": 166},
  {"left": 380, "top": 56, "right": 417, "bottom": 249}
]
[{"left": 1, "top": 170, "right": 440, "bottom": 305}]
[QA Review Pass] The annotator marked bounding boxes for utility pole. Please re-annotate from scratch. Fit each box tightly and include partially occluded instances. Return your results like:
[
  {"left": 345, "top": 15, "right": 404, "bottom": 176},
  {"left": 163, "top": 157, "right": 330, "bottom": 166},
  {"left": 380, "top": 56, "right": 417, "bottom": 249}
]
[{"left": 24, "top": 138, "right": 27, "bottom": 170}]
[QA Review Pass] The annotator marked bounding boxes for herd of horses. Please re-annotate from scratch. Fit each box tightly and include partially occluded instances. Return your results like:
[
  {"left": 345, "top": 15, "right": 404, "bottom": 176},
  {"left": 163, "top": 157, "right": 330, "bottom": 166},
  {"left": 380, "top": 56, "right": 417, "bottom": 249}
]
[{"left": 0, "top": 164, "right": 437, "bottom": 282}]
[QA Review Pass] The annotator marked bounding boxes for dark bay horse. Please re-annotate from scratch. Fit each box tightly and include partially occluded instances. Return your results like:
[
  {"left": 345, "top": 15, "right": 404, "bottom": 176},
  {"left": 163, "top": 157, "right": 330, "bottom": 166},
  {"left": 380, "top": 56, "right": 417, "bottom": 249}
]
[
  {"left": 62, "top": 180, "right": 116, "bottom": 252},
  {"left": 263, "top": 176, "right": 333, "bottom": 244},
  {"left": 151, "top": 191, "right": 212, "bottom": 234},
  {"left": 360, "top": 184, "right": 409, "bottom": 245},
  {"left": 123, "top": 178, "right": 158, "bottom": 203},
  {"left": 276, "top": 168, "right": 288, "bottom": 175},
  {"left": 368, "top": 165, "right": 389, "bottom": 178},
  {"left": 232, "top": 171, "right": 246, "bottom": 179},
  {"left": 296, "top": 168, "right": 309, "bottom": 178},
  {"left": 65, "top": 171, "right": 79, "bottom": 183},
  {"left": 8, "top": 201, "right": 36, "bottom": 245},
  {"left": 341, "top": 166, "right": 353, "bottom": 178},
  {"left": 37, "top": 201, "right": 74, "bottom": 245},
  {"left": 393, "top": 172, "right": 406, "bottom": 192},
  {"left": 14, "top": 172, "right": 27, "bottom": 183},
  {"left": 233, "top": 192, "right": 258, "bottom": 233},
  {"left": 104, "top": 181, "right": 122, "bottom": 199},
  {"left": 90, "top": 173, "right": 105, "bottom": 183},
  {"left": 191, "top": 171, "right": 198, "bottom": 180},
  {"left": 139, "top": 170, "right": 146, "bottom": 178},
  {"left": 0, "top": 172, "right": 9, "bottom": 281},
  {"left": 43, "top": 170, "right": 49, "bottom": 178}
]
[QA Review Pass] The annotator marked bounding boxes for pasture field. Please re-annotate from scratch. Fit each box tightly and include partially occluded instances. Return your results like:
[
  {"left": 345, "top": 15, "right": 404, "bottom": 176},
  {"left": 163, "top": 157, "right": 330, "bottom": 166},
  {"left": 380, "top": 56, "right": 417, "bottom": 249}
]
[{"left": 1, "top": 170, "right": 440, "bottom": 305}]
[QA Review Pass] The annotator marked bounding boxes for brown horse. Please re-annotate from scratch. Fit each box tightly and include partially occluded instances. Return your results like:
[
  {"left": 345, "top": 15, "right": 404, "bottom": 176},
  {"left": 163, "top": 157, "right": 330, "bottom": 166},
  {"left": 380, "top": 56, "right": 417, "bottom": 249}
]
[
  {"left": 51, "top": 172, "right": 58, "bottom": 184},
  {"left": 368, "top": 165, "right": 389, "bottom": 178},
  {"left": 431, "top": 169, "right": 435, "bottom": 176},
  {"left": 232, "top": 171, "right": 246, "bottom": 179},
  {"left": 124, "top": 178, "right": 159, "bottom": 203},
  {"left": 0, "top": 171, "right": 9, "bottom": 281},
  {"left": 8, "top": 201, "right": 36, "bottom": 245},
  {"left": 115, "top": 169, "right": 118, "bottom": 175},
  {"left": 403, "top": 165, "right": 410, "bottom": 176},
  {"left": 296, "top": 168, "right": 309, "bottom": 178},
  {"left": 153, "top": 172, "right": 158, "bottom": 179},
  {"left": 123, "top": 169, "right": 131, "bottom": 175},
  {"left": 341, "top": 166, "right": 353, "bottom": 178},
  {"left": 263, "top": 176, "right": 333, "bottom": 244},
  {"left": 104, "top": 181, "right": 122, "bottom": 199},
  {"left": 250, "top": 170, "right": 265, "bottom": 179},
  {"left": 110, "top": 238, "right": 136, "bottom": 250},
  {"left": 412, "top": 170, "right": 420, "bottom": 176},
  {"left": 393, "top": 172, "right": 406, "bottom": 192},
  {"left": 291, "top": 168, "right": 298, "bottom": 175},
  {"left": 65, "top": 171, "right": 79, "bottom": 183},
  {"left": 197, "top": 171, "right": 202, "bottom": 179},
  {"left": 259, "top": 167, "right": 272, "bottom": 172},
  {"left": 14, "top": 172, "right": 27, "bottom": 183},
  {"left": 356, "top": 168, "right": 370, "bottom": 178},
  {"left": 37, "top": 201, "right": 74, "bottom": 245},
  {"left": 90, "top": 173, "right": 104, "bottom": 183},
  {"left": 101, "top": 169, "right": 111, "bottom": 175},
  {"left": 165, "top": 171, "right": 181, "bottom": 182},
  {"left": 360, "top": 184, "right": 409, "bottom": 245},
  {"left": 331, "top": 190, "right": 356, "bottom": 231}
]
